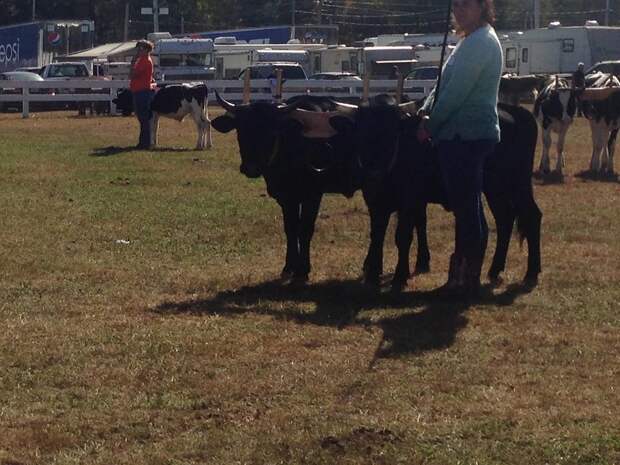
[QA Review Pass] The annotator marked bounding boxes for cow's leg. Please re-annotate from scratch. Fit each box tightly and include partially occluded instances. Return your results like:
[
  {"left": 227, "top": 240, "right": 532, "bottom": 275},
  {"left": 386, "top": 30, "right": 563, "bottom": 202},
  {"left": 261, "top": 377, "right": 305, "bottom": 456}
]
[
  {"left": 392, "top": 208, "right": 415, "bottom": 293},
  {"left": 485, "top": 194, "right": 515, "bottom": 285},
  {"left": 190, "top": 103, "right": 212, "bottom": 150},
  {"left": 296, "top": 194, "right": 322, "bottom": 282},
  {"left": 555, "top": 125, "right": 569, "bottom": 174},
  {"left": 363, "top": 208, "right": 390, "bottom": 287},
  {"left": 515, "top": 189, "right": 543, "bottom": 286},
  {"left": 413, "top": 204, "right": 431, "bottom": 274},
  {"left": 589, "top": 119, "right": 606, "bottom": 173},
  {"left": 539, "top": 129, "right": 552, "bottom": 174},
  {"left": 150, "top": 114, "right": 160, "bottom": 148},
  {"left": 280, "top": 200, "right": 301, "bottom": 280},
  {"left": 608, "top": 128, "right": 618, "bottom": 174}
]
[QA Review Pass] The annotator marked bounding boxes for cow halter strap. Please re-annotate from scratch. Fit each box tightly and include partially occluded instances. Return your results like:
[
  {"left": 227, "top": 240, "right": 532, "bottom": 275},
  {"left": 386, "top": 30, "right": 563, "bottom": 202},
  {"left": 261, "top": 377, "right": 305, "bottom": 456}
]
[{"left": 387, "top": 135, "right": 401, "bottom": 174}]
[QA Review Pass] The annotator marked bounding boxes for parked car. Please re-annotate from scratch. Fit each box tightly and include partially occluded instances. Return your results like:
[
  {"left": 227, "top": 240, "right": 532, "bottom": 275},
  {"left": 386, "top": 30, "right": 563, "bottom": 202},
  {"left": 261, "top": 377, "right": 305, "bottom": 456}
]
[
  {"left": 40, "top": 62, "right": 91, "bottom": 79},
  {"left": 308, "top": 72, "right": 362, "bottom": 81},
  {"left": 0, "top": 71, "right": 51, "bottom": 112},
  {"left": 238, "top": 62, "right": 308, "bottom": 80},
  {"left": 405, "top": 66, "right": 439, "bottom": 81},
  {"left": 585, "top": 60, "right": 620, "bottom": 77},
  {"left": 14, "top": 66, "right": 44, "bottom": 75}
]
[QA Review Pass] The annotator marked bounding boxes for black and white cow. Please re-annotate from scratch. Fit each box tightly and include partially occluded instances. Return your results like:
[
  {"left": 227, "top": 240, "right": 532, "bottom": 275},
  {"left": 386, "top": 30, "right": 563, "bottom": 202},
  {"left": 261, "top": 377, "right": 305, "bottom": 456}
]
[
  {"left": 499, "top": 74, "right": 546, "bottom": 106},
  {"left": 533, "top": 76, "right": 576, "bottom": 175},
  {"left": 113, "top": 83, "right": 212, "bottom": 150},
  {"left": 581, "top": 73, "right": 620, "bottom": 175}
]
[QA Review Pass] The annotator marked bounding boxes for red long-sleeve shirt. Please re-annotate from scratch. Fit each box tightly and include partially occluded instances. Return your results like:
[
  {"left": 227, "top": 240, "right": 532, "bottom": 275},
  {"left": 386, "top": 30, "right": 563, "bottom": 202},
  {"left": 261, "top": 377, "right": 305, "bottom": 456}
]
[{"left": 130, "top": 56, "right": 154, "bottom": 92}]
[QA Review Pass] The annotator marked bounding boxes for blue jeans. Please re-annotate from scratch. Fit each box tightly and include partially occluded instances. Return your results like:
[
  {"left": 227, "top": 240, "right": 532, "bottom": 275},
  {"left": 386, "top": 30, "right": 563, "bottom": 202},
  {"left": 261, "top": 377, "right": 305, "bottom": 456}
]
[
  {"left": 132, "top": 90, "right": 154, "bottom": 148},
  {"left": 438, "top": 138, "right": 496, "bottom": 267}
]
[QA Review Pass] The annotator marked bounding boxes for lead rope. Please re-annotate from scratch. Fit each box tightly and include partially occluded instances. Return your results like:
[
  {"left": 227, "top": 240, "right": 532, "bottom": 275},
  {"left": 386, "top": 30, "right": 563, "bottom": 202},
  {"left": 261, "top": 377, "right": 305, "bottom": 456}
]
[{"left": 431, "top": 0, "right": 453, "bottom": 111}]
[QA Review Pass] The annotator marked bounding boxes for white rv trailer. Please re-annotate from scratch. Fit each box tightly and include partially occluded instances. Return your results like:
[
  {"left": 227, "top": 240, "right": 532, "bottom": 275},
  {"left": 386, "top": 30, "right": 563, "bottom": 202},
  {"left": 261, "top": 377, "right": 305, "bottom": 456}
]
[
  {"left": 313, "top": 45, "right": 362, "bottom": 74},
  {"left": 500, "top": 23, "right": 620, "bottom": 75},
  {"left": 213, "top": 42, "right": 326, "bottom": 79},
  {"left": 361, "top": 46, "right": 417, "bottom": 78},
  {"left": 153, "top": 38, "right": 215, "bottom": 81}
]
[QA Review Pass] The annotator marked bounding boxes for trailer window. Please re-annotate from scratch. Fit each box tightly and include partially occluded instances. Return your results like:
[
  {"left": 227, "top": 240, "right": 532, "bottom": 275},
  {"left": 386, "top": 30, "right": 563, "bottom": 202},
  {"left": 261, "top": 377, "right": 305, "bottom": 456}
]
[
  {"left": 562, "top": 39, "right": 575, "bottom": 53},
  {"left": 505, "top": 47, "right": 517, "bottom": 69},
  {"left": 522, "top": 48, "right": 529, "bottom": 64}
]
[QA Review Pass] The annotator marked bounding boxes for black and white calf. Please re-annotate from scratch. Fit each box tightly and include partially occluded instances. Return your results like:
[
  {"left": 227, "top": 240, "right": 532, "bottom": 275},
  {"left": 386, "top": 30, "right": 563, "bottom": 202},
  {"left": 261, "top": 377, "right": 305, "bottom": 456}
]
[
  {"left": 533, "top": 76, "right": 576, "bottom": 175},
  {"left": 581, "top": 73, "right": 620, "bottom": 175},
  {"left": 113, "top": 84, "right": 212, "bottom": 150}
]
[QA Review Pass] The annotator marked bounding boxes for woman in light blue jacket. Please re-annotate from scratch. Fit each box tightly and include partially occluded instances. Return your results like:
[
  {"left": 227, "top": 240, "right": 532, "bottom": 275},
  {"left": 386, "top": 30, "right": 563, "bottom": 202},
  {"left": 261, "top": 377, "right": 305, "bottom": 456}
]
[{"left": 417, "top": 0, "right": 502, "bottom": 297}]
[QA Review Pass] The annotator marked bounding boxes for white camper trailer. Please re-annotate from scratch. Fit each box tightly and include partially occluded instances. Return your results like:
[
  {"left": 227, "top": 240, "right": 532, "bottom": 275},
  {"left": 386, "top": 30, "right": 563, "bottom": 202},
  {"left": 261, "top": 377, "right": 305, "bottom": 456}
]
[
  {"left": 361, "top": 46, "right": 417, "bottom": 79},
  {"left": 501, "top": 23, "right": 620, "bottom": 75},
  {"left": 153, "top": 38, "right": 215, "bottom": 81},
  {"left": 313, "top": 45, "right": 362, "bottom": 74}
]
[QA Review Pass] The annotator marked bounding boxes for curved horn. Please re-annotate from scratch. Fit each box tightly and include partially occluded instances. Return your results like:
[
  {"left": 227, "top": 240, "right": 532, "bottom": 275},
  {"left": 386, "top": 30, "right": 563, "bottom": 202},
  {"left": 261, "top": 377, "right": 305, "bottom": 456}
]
[
  {"left": 215, "top": 90, "right": 236, "bottom": 112},
  {"left": 362, "top": 73, "right": 370, "bottom": 104},
  {"left": 333, "top": 101, "right": 359, "bottom": 116},
  {"left": 398, "top": 101, "right": 417, "bottom": 113}
]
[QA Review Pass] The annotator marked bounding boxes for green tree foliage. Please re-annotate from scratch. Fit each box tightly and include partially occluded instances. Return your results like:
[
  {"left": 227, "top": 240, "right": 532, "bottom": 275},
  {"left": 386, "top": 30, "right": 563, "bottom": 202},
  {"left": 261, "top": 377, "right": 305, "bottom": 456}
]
[{"left": 0, "top": 0, "right": 616, "bottom": 44}]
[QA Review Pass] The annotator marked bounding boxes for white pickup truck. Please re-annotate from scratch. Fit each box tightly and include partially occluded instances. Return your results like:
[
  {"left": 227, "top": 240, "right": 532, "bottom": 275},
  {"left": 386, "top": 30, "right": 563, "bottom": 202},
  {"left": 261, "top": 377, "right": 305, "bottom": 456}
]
[{"left": 39, "top": 62, "right": 92, "bottom": 79}]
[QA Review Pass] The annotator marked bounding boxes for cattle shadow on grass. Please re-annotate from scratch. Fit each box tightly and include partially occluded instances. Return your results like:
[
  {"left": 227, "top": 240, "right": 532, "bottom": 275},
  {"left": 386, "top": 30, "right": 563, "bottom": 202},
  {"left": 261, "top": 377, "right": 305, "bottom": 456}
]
[
  {"left": 90, "top": 146, "right": 198, "bottom": 157},
  {"left": 574, "top": 170, "right": 619, "bottom": 183},
  {"left": 152, "top": 277, "right": 534, "bottom": 360}
]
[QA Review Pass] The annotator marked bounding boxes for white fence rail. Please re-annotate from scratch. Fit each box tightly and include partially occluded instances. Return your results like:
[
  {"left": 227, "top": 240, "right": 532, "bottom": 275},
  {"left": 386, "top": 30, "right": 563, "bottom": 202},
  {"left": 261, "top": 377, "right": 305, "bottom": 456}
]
[{"left": 0, "top": 79, "right": 435, "bottom": 118}]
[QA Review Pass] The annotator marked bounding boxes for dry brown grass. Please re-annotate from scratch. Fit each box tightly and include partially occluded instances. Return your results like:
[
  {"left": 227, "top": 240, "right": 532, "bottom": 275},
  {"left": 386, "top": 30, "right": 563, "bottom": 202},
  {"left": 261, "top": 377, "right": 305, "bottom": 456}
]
[{"left": 0, "top": 110, "right": 618, "bottom": 465}]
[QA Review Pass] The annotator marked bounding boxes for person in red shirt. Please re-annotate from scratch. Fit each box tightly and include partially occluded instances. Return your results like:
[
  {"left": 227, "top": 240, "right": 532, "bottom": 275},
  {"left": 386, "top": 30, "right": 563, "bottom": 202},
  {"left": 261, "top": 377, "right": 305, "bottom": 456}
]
[{"left": 130, "top": 40, "right": 155, "bottom": 149}]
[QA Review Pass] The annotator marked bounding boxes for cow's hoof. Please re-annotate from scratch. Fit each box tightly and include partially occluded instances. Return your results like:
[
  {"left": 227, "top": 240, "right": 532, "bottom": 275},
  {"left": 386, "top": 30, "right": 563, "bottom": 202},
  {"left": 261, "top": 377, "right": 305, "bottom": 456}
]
[
  {"left": 522, "top": 275, "right": 539, "bottom": 291},
  {"left": 289, "top": 274, "right": 309, "bottom": 287},
  {"left": 281, "top": 268, "right": 295, "bottom": 281},
  {"left": 487, "top": 271, "right": 503, "bottom": 288},
  {"left": 414, "top": 263, "right": 430, "bottom": 275},
  {"left": 363, "top": 274, "right": 381, "bottom": 290},
  {"left": 390, "top": 279, "right": 408, "bottom": 294}
]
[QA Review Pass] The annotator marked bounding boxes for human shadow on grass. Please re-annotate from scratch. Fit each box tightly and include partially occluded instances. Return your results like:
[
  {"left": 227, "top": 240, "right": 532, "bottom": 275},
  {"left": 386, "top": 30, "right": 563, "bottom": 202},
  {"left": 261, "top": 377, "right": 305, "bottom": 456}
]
[
  {"left": 152, "top": 276, "right": 535, "bottom": 360},
  {"left": 90, "top": 146, "right": 196, "bottom": 157}
]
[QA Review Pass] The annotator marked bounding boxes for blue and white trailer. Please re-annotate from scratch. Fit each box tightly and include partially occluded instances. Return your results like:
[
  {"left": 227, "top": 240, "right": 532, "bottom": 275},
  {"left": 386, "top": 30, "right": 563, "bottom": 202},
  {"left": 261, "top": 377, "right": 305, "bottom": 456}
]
[{"left": 0, "top": 20, "right": 94, "bottom": 72}]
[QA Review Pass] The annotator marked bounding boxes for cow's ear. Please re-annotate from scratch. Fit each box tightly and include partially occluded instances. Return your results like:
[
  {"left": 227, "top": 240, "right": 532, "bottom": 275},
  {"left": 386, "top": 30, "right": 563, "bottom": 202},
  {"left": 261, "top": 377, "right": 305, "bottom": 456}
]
[
  {"left": 329, "top": 115, "right": 354, "bottom": 134},
  {"left": 211, "top": 114, "right": 237, "bottom": 133}
]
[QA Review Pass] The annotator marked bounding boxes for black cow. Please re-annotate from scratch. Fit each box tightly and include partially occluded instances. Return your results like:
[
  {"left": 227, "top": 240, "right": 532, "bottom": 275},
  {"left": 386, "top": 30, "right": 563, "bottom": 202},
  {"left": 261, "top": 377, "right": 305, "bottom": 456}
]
[
  {"left": 113, "top": 84, "right": 212, "bottom": 150},
  {"left": 211, "top": 93, "right": 360, "bottom": 283},
  {"left": 581, "top": 73, "right": 620, "bottom": 175},
  {"left": 322, "top": 96, "right": 542, "bottom": 291}
]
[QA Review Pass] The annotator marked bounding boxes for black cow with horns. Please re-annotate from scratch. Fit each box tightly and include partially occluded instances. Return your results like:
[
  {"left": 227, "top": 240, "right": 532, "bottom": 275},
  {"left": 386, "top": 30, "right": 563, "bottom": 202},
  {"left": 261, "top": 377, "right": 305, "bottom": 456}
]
[
  {"left": 297, "top": 95, "right": 543, "bottom": 291},
  {"left": 211, "top": 92, "right": 360, "bottom": 284}
]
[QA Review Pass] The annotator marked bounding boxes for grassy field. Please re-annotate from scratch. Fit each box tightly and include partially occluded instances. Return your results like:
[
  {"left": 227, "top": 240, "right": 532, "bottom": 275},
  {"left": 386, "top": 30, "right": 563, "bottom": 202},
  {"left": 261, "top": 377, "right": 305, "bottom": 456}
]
[{"left": 0, "top": 109, "right": 619, "bottom": 465}]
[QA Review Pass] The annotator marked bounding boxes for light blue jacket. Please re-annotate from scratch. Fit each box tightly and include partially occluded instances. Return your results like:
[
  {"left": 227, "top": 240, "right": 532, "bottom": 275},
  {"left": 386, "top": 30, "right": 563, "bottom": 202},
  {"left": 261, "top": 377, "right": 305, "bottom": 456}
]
[{"left": 421, "top": 25, "right": 503, "bottom": 142}]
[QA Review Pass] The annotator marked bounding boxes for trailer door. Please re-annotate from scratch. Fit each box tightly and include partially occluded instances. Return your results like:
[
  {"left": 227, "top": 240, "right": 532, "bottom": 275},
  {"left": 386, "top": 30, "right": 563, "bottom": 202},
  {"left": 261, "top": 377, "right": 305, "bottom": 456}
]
[{"left": 530, "top": 41, "right": 561, "bottom": 74}]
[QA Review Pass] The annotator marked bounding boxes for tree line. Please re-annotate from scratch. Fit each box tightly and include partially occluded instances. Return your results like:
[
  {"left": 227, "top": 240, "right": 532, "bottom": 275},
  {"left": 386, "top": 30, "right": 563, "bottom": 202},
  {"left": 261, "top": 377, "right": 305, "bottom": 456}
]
[{"left": 0, "top": 0, "right": 616, "bottom": 45}]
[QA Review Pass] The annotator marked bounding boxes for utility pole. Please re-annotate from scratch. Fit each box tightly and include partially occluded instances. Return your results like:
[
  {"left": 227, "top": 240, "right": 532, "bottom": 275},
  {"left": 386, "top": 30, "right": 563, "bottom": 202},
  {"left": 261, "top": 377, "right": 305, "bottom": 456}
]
[
  {"left": 153, "top": 0, "right": 160, "bottom": 33},
  {"left": 533, "top": 0, "right": 540, "bottom": 29},
  {"left": 32, "top": 0, "right": 36, "bottom": 20},
  {"left": 124, "top": 3, "right": 130, "bottom": 41},
  {"left": 605, "top": 0, "right": 610, "bottom": 26}
]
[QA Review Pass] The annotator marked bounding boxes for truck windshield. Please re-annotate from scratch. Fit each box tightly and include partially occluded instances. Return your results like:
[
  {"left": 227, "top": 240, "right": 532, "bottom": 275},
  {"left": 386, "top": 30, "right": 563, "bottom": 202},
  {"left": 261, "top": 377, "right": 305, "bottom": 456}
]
[
  {"left": 48, "top": 65, "right": 88, "bottom": 77},
  {"left": 159, "top": 54, "right": 212, "bottom": 67}
]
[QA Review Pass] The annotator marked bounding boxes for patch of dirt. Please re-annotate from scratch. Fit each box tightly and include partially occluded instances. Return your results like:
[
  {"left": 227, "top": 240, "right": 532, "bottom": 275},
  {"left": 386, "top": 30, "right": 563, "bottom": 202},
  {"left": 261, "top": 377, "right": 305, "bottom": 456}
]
[{"left": 320, "top": 427, "right": 402, "bottom": 454}]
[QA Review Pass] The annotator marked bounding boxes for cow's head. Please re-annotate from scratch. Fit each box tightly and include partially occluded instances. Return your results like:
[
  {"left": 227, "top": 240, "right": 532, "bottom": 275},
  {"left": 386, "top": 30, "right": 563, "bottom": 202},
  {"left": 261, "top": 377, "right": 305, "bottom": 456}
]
[
  {"left": 329, "top": 95, "right": 418, "bottom": 182},
  {"left": 539, "top": 78, "right": 576, "bottom": 124},
  {"left": 113, "top": 89, "right": 134, "bottom": 116},
  {"left": 212, "top": 91, "right": 301, "bottom": 178}
]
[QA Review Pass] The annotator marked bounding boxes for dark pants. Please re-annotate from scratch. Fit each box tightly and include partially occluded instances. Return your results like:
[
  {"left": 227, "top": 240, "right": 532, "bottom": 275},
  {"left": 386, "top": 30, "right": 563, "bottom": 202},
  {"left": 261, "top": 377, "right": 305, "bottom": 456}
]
[
  {"left": 132, "top": 90, "right": 153, "bottom": 148},
  {"left": 438, "top": 138, "right": 496, "bottom": 270}
]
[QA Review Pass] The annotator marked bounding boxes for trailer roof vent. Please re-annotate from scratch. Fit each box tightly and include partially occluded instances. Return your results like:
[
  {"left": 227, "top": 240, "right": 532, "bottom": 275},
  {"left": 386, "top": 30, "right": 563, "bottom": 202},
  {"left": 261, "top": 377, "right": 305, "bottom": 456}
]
[
  {"left": 548, "top": 21, "right": 562, "bottom": 28},
  {"left": 585, "top": 20, "right": 599, "bottom": 26}
]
